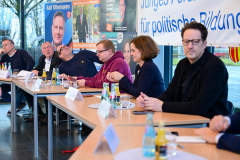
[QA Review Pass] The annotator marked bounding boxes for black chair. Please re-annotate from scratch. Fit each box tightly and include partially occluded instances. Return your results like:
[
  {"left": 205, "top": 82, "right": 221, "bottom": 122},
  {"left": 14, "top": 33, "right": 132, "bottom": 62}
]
[{"left": 228, "top": 101, "right": 235, "bottom": 114}]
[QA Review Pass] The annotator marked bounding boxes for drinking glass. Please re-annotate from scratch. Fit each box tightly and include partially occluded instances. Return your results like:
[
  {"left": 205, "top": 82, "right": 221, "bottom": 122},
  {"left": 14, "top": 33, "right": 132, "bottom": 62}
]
[
  {"left": 166, "top": 134, "right": 177, "bottom": 156},
  {"left": 12, "top": 69, "right": 19, "bottom": 78},
  {"left": 120, "top": 95, "right": 130, "bottom": 108}
]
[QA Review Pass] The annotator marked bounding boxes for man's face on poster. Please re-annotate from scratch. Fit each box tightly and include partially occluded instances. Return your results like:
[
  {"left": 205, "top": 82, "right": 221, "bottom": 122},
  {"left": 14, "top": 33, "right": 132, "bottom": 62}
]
[
  {"left": 80, "top": 7, "right": 83, "bottom": 14},
  {"left": 52, "top": 16, "right": 65, "bottom": 47},
  {"left": 119, "top": 0, "right": 126, "bottom": 18}
]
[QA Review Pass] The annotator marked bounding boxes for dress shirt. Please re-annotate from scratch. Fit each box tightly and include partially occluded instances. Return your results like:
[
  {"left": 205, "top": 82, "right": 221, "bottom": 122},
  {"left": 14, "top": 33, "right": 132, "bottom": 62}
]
[
  {"left": 44, "top": 57, "right": 52, "bottom": 72},
  {"left": 215, "top": 116, "right": 231, "bottom": 143}
]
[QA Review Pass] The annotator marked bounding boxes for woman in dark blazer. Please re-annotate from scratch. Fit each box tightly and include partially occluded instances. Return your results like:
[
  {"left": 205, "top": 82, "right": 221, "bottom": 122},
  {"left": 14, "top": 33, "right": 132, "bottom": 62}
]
[{"left": 107, "top": 35, "right": 165, "bottom": 98}]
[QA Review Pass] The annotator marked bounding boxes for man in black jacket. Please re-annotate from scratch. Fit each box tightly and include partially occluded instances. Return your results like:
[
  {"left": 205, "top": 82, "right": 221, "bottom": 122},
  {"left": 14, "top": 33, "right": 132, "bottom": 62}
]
[
  {"left": 23, "top": 42, "right": 62, "bottom": 123},
  {"left": 137, "top": 21, "right": 230, "bottom": 119},
  {"left": 32, "top": 41, "right": 62, "bottom": 79}
]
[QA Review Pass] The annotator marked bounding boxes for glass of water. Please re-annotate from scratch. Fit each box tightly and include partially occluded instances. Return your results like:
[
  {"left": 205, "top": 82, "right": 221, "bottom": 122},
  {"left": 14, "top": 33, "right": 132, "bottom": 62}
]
[
  {"left": 166, "top": 134, "right": 177, "bottom": 156},
  {"left": 120, "top": 95, "right": 130, "bottom": 108},
  {"left": 12, "top": 69, "right": 19, "bottom": 78}
]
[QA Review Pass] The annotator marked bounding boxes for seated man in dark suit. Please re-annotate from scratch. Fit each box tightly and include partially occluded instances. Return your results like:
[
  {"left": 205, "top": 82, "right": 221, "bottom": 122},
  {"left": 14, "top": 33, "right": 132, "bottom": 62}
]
[
  {"left": 32, "top": 41, "right": 62, "bottom": 79},
  {"left": 23, "top": 42, "right": 62, "bottom": 123},
  {"left": 195, "top": 112, "right": 240, "bottom": 153}
]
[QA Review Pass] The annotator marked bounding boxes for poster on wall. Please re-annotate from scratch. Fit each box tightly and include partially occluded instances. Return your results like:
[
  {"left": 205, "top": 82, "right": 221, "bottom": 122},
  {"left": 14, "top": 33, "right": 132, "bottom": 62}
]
[
  {"left": 45, "top": 2, "right": 72, "bottom": 50},
  {"left": 101, "top": 32, "right": 137, "bottom": 74},
  {"left": 138, "top": 0, "right": 240, "bottom": 46},
  {"left": 72, "top": 0, "right": 100, "bottom": 50},
  {"left": 100, "top": 0, "right": 136, "bottom": 32}
]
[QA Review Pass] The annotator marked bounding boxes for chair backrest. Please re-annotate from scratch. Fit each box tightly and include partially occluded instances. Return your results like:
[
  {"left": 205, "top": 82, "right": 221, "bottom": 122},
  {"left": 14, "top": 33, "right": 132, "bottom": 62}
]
[{"left": 227, "top": 101, "right": 235, "bottom": 114}]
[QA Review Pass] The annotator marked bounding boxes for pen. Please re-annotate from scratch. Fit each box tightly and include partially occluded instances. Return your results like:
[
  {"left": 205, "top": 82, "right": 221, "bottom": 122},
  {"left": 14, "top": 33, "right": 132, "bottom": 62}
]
[{"left": 177, "top": 144, "right": 184, "bottom": 149}]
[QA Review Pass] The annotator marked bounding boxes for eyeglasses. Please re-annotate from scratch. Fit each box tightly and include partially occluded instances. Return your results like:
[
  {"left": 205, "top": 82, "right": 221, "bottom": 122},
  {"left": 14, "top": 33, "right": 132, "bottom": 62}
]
[
  {"left": 182, "top": 39, "right": 202, "bottom": 46},
  {"left": 58, "top": 45, "right": 68, "bottom": 55},
  {"left": 96, "top": 49, "right": 109, "bottom": 54}
]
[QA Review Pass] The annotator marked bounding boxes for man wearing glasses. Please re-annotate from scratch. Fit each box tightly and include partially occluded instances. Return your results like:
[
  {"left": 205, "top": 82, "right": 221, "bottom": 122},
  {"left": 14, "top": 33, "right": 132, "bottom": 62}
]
[
  {"left": 76, "top": 39, "right": 132, "bottom": 88},
  {"left": 56, "top": 45, "right": 102, "bottom": 78},
  {"left": 32, "top": 42, "right": 62, "bottom": 78},
  {"left": 137, "top": 21, "right": 230, "bottom": 119}
]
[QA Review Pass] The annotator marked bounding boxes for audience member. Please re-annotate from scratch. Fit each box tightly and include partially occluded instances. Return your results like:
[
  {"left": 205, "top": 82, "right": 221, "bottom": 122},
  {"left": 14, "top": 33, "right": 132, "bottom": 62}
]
[
  {"left": 76, "top": 39, "right": 132, "bottom": 88},
  {"left": 195, "top": 112, "right": 240, "bottom": 153},
  {"left": 107, "top": 36, "right": 165, "bottom": 98},
  {"left": 137, "top": 21, "right": 230, "bottom": 118},
  {"left": 32, "top": 41, "right": 62, "bottom": 78},
  {"left": 23, "top": 42, "right": 62, "bottom": 123},
  {"left": 57, "top": 45, "right": 102, "bottom": 78},
  {"left": 0, "top": 37, "right": 35, "bottom": 115}
]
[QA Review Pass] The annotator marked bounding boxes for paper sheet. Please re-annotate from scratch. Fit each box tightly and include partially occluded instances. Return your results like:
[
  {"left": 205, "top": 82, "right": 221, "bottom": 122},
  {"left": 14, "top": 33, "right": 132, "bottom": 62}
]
[
  {"left": 89, "top": 102, "right": 135, "bottom": 110},
  {"left": 176, "top": 136, "right": 206, "bottom": 143}
]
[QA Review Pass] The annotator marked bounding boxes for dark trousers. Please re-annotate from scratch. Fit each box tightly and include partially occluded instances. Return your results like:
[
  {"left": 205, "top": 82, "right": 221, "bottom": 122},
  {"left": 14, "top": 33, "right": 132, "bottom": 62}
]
[
  {"left": 22, "top": 90, "right": 46, "bottom": 115},
  {"left": 1, "top": 84, "right": 24, "bottom": 109},
  {"left": 79, "top": 37, "right": 86, "bottom": 51}
]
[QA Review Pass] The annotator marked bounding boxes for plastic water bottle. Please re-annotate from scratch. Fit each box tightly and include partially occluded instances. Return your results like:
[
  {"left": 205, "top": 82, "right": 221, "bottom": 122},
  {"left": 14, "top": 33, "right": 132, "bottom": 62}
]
[
  {"left": 110, "top": 83, "right": 117, "bottom": 108},
  {"left": 4, "top": 62, "right": 7, "bottom": 70},
  {"left": 8, "top": 62, "right": 12, "bottom": 76},
  {"left": 56, "top": 68, "right": 60, "bottom": 85},
  {"left": 142, "top": 113, "right": 155, "bottom": 157}
]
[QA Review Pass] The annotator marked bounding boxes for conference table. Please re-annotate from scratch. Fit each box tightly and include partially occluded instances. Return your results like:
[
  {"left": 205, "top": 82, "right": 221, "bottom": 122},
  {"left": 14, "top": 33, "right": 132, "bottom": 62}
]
[
  {"left": 69, "top": 126, "right": 240, "bottom": 160},
  {"left": 47, "top": 95, "right": 210, "bottom": 160},
  {"left": 0, "top": 78, "right": 14, "bottom": 132},
  {"left": 12, "top": 78, "right": 102, "bottom": 159}
]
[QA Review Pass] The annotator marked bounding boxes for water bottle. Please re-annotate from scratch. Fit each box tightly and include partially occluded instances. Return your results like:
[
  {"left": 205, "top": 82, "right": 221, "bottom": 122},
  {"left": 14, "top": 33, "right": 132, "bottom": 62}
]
[
  {"left": 8, "top": 62, "right": 12, "bottom": 76},
  {"left": 155, "top": 121, "right": 167, "bottom": 160},
  {"left": 42, "top": 69, "right": 47, "bottom": 82},
  {"left": 110, "top": 83, "right": 117, "bottom": 108},
  {"left": 142, "top": 113, "right": 155, "bottom": 157},
  {"left": 101, "top": 82, "right": 108, "bottom": 101},
  {"left": 4, "top": 62, "right": 7, "bottom": 70},
  {"left": 51, "top": 68, "right": 56, "bottom": 85},
  {"left": 56, "top": 68, "right": 61, "bottom": 85},
  {"left": 115, "top": 83, "right": 120, "bottom": 106}
]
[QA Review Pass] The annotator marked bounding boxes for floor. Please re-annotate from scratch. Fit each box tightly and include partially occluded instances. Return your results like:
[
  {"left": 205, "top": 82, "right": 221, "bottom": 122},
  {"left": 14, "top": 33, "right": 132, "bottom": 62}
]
[{"left": 0, "top": 101, "right": 90, "bottom": 160}]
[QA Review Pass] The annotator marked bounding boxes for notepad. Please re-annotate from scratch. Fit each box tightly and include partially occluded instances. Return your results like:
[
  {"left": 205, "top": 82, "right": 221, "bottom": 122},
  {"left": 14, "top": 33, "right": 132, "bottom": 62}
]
[{"left": 176, "top": 136, "right": 206, "bottom": 143}]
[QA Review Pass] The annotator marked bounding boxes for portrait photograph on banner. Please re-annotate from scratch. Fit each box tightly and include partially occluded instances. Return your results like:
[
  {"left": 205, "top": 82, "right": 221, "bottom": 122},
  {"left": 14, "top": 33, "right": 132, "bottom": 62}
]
[
  {"left": 45, "top": 2, "right": 72, "bottom": 50},
  {"left": 72, "top": 0, "right": 100, "bottom": 50},
  {"left": 100, "top": 0, "right": 136, "bottom": 32},
  {"left": 100, "top": 32, "right": 137, "bottom": 74}
]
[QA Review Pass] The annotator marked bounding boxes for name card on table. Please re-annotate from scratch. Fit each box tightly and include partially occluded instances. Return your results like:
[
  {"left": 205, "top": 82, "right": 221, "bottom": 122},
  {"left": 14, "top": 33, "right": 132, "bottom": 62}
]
[
  {"left": 97, "top": 99, "right": 117, "bottom": 119},
  {"left": 34, "top": 78, "right": 46, "bottom": 89},
  {"left": 18, "top": 70, "right": 34, "bottom": 77},
  {"left": 65, "top": 87, "right": 84, "bottom": 101},
  {"left": 0, "top": 70, "right": 9, "bottom": 78},
  {"left": 24, "top": 72, "right": 34, "bottom": 83},
  {"left": 94, "top": 123, "right": 119, "bottom": 154}
]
